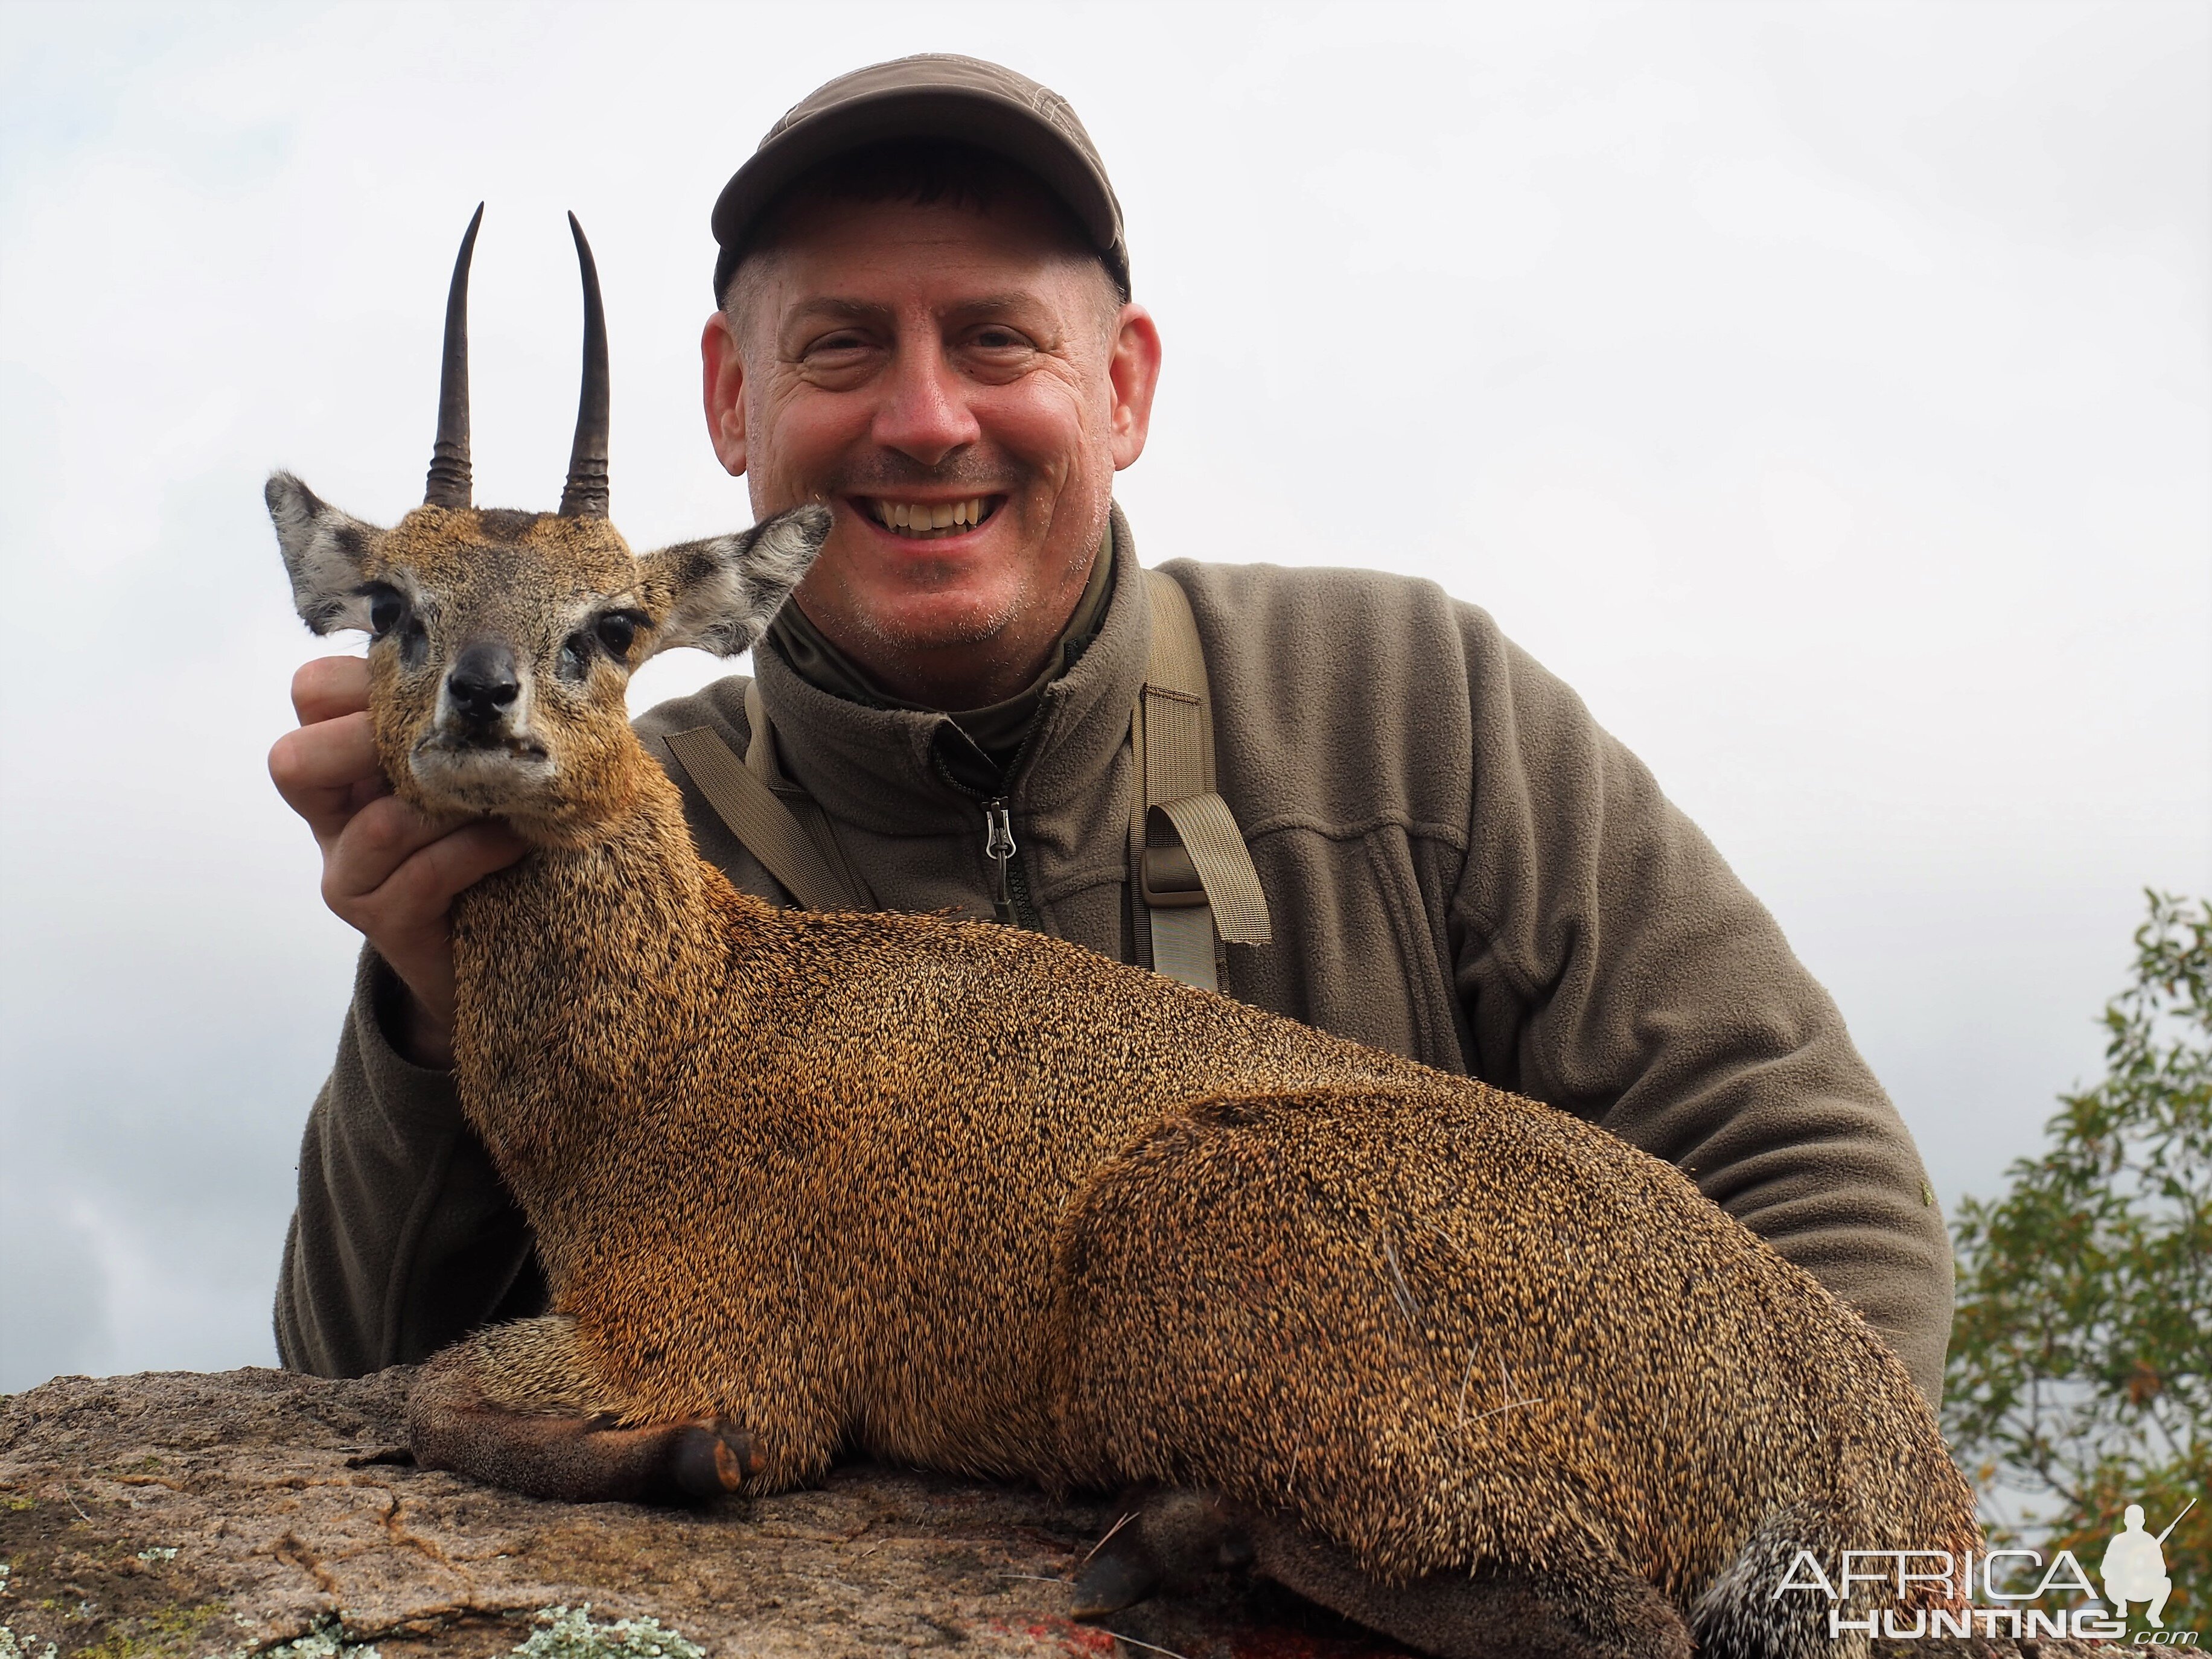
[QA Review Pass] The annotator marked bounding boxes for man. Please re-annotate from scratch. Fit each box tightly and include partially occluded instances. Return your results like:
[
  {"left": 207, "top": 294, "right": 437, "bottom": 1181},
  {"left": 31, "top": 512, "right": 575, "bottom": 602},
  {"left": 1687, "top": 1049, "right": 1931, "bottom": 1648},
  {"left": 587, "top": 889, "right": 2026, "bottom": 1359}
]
[{"left": 270, "top": 56, "right": 1954, "bottom": 1403}]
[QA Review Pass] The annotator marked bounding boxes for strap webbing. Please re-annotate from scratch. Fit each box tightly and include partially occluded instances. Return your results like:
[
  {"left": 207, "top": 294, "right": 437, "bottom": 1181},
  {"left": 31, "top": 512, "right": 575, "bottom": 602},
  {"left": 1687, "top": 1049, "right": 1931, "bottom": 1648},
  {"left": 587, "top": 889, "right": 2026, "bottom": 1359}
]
[
  {"left": 663, "top": 724, "right": 858, "bottom": 911},
  {"left": 1133, "top": 569, "right": 1272, "bottom": 991},
  {"left": 1152, "top": 792, "right": 1271, "bottom": 943},
  {"left": 742, "top": 681, "right": 780, "bottom": 781}
]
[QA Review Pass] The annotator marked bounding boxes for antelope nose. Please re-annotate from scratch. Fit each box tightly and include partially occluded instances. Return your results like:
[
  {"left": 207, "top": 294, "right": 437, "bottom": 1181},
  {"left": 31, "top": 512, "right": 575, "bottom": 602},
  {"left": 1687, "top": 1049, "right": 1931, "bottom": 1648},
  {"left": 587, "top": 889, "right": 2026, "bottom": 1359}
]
[{"left": 448, "top": 642, "right": 520, "bottom": 725}]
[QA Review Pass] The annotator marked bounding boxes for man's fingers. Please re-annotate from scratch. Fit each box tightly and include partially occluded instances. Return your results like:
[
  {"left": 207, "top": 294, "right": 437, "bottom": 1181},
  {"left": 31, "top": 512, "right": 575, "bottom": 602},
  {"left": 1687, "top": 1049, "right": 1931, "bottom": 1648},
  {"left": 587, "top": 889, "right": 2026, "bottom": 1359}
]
[
  {"left": 270, "top": 712, "right": 386, "bottom": 845},
  {"left": 292, "top": 655, "right": 369, "bottom": 725},
  {"left": 367, "top": 821, "right": 530, "bottom": 922},
  {"left": 278, "top": 651, "right": 524, "bottom": 1060},
  {"left": 324, "top": 794, "right": 478, "bottom": 905},
  {"left": 327, "top": 811, "right": 526, "bottom": 925}
]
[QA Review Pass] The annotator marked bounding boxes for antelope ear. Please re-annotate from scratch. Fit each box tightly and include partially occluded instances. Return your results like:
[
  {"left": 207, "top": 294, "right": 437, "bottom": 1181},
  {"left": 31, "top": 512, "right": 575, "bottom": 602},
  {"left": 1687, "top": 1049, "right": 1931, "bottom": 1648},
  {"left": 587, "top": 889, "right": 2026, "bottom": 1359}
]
[
  {"left": 266, "top": 471, "right": 387, "bottom": 634},
  {"left": 638, "top": 504, "right": 832, "bottom": 659}
]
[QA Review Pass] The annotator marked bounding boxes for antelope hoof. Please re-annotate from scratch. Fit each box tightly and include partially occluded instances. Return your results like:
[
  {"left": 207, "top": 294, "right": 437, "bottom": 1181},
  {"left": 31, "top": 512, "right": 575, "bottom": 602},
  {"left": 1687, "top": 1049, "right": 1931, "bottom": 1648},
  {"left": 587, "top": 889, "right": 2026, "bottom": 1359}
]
[
  {"left": 1071, "top": 1538, "right": 1162, "bottom": 1619},
  {"left": 664, "top": 1419, "right": 765, "bottom": 1500},
  {"left": 1072, "top": 1488, "right": 1257, "bottom": 1619}
]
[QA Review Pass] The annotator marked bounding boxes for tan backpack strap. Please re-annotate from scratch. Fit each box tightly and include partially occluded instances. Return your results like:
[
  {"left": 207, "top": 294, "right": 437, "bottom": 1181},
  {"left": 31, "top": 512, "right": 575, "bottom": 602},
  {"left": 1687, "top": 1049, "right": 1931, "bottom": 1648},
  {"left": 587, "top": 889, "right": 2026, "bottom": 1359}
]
[
  {"left": 743, "top": 683, "right": 876, "bottom": 908},
  {"left": 1133, "top": 568, "right": 1272, "bottom": 990},
  {"left": 742, "top": 681, "right": 780, "bottom": 782},
  {"left": 662, "top": 724, "right": 859, "bottom": 912},
  {"left": 1149, "top": 794, "right": 1270, "bottom": 942}
]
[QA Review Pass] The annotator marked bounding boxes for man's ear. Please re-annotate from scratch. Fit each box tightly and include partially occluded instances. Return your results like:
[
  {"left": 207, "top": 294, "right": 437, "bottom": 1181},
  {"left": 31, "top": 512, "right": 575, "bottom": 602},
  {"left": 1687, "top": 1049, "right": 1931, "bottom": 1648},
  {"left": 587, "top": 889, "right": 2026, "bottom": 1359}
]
[
  {"left": 701, "top": 310, "right": 749, "bottom": 477},
  {"left": 638, "top": 504, "right": 832, "bottom": 658},
  {"left": 266, "top": 471, "right": 386, "bottom": 634}
]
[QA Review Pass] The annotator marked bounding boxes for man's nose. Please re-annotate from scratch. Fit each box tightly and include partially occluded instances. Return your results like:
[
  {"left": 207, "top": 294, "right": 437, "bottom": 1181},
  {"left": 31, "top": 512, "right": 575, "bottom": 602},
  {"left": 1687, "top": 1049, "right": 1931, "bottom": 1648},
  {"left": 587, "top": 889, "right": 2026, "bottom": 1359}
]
[
  {"left": 447, "top": 642, "right": 520, "bottom": 727},
  {"left": 870, "top": 340, "right": 981, "bottom": 466}
]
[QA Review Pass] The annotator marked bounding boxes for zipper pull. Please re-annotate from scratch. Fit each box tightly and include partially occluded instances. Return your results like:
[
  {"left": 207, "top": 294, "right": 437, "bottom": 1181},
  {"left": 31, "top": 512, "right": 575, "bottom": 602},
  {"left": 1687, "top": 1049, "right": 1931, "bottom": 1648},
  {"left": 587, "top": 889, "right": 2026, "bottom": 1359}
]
[{"left": 983, "top": 798, "right": 1018, "bottom": 925}]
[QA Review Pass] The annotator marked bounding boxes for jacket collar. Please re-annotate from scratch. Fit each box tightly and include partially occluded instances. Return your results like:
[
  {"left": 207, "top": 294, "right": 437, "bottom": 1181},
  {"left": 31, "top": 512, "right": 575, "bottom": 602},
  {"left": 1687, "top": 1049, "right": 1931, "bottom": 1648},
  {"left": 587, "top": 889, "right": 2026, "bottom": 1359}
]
[{"left": 750, "top": 503, "right": 1152, "bottom": 838}]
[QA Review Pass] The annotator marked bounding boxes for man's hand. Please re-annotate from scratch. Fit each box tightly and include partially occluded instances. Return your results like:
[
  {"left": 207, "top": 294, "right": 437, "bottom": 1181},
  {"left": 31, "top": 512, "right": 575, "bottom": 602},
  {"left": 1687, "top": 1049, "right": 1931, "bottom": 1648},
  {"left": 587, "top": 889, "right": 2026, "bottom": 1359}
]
[{"left": 269, "top": 657, "right": 527, "bottom": 1069}]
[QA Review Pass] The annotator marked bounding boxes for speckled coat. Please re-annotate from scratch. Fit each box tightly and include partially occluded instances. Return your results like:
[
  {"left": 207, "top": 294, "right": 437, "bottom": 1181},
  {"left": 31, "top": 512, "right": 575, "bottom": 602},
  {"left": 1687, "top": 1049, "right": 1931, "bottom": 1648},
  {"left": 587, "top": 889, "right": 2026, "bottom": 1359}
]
[
  {"left": 277, "top": 509, "right": 1955, "bottom": 1407},
  {"left": 434, "top": 761, "right": 1975, "bottom": 1608}
]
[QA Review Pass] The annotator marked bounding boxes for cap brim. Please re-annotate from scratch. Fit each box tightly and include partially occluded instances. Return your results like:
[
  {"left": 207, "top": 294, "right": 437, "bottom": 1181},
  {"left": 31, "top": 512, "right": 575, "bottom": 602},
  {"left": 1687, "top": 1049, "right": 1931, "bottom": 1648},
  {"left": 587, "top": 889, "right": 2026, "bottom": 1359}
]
[{"left": 711, "top": 84, "right": 1127, "bottom": 299}]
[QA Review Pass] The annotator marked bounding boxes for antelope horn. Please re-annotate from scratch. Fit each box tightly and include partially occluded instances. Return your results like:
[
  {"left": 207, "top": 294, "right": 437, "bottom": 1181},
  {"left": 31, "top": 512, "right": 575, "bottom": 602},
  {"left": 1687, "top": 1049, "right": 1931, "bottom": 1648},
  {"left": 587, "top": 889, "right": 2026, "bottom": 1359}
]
[
  {"left": 422, "top": 203, "right": 483, "bottom": 510},
  {"left": 559, "top": 212, "right": 610, "bottom": 519}
]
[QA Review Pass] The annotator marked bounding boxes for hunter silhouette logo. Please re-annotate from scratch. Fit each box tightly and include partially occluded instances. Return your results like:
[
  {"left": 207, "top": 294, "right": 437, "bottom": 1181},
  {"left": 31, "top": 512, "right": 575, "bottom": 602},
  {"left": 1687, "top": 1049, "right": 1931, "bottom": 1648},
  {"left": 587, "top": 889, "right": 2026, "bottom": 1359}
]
[{"left": 2105, "top": 1500, "right": 2195, "bottom": 1628}]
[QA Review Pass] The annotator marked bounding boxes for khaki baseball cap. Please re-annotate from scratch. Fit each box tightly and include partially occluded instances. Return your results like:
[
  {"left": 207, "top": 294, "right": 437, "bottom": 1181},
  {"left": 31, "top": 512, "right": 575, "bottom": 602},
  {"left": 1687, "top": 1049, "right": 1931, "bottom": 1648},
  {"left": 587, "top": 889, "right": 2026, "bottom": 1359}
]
[{"left": 710, "top": 54, "right": 1129, "bottom": 303}]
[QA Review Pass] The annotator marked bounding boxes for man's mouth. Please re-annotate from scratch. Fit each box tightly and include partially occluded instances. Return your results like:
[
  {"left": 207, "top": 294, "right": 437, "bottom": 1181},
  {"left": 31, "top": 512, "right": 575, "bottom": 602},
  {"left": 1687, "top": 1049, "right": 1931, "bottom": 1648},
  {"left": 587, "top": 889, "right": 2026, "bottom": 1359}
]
[{"left": 858, "top": 495, "right": 1004, "bottom": 540}]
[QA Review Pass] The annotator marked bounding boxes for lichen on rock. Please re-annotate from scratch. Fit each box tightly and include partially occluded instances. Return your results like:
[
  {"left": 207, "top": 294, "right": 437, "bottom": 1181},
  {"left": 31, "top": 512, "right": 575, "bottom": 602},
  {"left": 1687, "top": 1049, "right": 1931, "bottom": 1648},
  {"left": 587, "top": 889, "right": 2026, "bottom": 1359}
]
[
  {"left": 251, "top": 1617, "right": 377, "bottom": 1659},
  {"left": 507, "top": 1606, "right": 702, "bottom": 1659}
]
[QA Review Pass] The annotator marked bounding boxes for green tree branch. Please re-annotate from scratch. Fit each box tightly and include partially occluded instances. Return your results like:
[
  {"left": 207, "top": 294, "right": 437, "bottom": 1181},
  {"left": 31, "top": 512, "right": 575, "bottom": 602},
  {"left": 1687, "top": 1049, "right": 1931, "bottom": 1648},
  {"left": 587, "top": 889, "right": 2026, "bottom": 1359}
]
[{"left": 1945, "top": 891, "right": 2210, "bottom": 1621}]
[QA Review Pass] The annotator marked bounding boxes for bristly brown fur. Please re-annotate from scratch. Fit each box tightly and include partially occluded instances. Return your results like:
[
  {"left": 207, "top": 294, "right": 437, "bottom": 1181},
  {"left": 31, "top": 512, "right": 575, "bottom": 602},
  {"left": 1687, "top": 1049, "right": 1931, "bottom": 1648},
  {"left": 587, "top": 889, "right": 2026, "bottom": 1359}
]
[
  {"left": 270, "top": 467, "right": 1975, "bottom": 1659},
  {"left": 441, "top": 742, "right": 1977, "bottom": 1652},
  {"left": 267, "top": 473, "right": 1981, "bottom": 1654}
]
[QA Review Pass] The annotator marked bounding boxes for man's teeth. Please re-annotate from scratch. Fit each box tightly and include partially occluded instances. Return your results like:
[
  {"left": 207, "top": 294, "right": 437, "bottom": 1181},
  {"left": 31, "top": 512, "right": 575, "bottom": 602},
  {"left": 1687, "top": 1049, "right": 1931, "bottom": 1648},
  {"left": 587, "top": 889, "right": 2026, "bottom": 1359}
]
[{"left": 869, "top": 497, "right": 993, "bottom": 535}]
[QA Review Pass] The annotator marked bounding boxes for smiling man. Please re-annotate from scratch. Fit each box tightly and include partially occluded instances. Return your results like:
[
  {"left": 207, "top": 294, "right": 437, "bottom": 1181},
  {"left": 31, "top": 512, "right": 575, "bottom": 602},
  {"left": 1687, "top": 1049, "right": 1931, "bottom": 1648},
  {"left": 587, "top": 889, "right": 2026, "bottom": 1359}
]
[
  {"left": 270, "top": 56, "right": 1957, "bottom": 1406},
  {"left": 707, "top": 150, "right": 1149, "bottom": 715}
]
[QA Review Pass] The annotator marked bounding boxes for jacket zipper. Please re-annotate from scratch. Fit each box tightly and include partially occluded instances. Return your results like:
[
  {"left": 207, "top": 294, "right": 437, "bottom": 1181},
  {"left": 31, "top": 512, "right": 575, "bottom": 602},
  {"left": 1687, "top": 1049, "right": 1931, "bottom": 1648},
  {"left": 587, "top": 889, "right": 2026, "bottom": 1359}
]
[
  {"left": 980, "top": 797, "right": 1041, "bottom": 931},
  {"left": 930, "top": 690, "right": 1053, "bottom": 933}
]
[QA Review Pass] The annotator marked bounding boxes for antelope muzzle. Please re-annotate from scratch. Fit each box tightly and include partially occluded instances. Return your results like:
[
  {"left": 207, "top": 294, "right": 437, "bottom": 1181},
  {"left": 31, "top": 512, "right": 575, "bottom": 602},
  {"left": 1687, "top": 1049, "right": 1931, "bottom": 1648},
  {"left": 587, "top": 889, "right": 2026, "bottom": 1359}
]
[{"left": 447, "top": 640, "right": 522, "bottom": 731}]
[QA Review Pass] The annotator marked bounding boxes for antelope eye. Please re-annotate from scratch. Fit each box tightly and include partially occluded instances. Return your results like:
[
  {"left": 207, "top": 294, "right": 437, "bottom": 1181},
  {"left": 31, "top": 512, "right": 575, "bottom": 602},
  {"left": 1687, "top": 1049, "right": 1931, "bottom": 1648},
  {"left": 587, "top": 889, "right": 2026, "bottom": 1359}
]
[
  {"left": 594, "top": 612, "right": 638, "bottom": 657},
  {"left": 366, "top": 586, "right": 406, "bottom": 636}
]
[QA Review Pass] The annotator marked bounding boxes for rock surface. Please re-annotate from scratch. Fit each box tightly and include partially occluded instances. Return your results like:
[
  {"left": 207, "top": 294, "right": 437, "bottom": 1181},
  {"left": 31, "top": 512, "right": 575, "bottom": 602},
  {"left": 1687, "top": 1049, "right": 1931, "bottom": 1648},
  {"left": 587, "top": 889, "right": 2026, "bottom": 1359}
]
[
  {"left": 0, "top": 1368, "right": 2103, "bottom": 1659},
  {"left": 0, "top": 1367, "right": 1402, "bottom": 1658}
]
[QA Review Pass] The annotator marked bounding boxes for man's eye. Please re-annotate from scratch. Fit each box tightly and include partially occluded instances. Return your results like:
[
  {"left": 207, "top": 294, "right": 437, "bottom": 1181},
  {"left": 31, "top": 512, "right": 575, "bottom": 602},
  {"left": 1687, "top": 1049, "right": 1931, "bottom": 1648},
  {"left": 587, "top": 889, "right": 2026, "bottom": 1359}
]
[{"left": 972, "top": 328, "right": 1030, "bottom": 350}]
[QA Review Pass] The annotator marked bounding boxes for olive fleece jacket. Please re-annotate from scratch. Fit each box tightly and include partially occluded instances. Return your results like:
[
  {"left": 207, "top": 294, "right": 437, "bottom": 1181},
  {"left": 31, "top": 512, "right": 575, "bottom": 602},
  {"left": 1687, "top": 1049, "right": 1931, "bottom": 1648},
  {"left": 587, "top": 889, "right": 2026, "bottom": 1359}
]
[{"left": 275, "top": 509, "right": 1955, "bottom": 1402}]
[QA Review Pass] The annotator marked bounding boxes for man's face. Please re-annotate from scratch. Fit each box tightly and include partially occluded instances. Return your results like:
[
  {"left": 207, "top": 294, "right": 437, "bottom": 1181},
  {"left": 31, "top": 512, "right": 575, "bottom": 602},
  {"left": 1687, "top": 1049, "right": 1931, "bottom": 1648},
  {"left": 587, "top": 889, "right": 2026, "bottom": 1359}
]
[{"left": 701, "top": 187, "right": 1159, "bottom": 707}]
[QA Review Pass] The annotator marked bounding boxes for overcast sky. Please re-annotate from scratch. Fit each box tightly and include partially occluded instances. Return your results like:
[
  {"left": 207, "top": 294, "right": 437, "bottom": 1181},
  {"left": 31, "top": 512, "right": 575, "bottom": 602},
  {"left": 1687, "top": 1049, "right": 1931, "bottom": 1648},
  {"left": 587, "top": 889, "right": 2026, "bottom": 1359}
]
[{"left": 1, "top": 0, "right": 2205, "bottom": 1393}]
